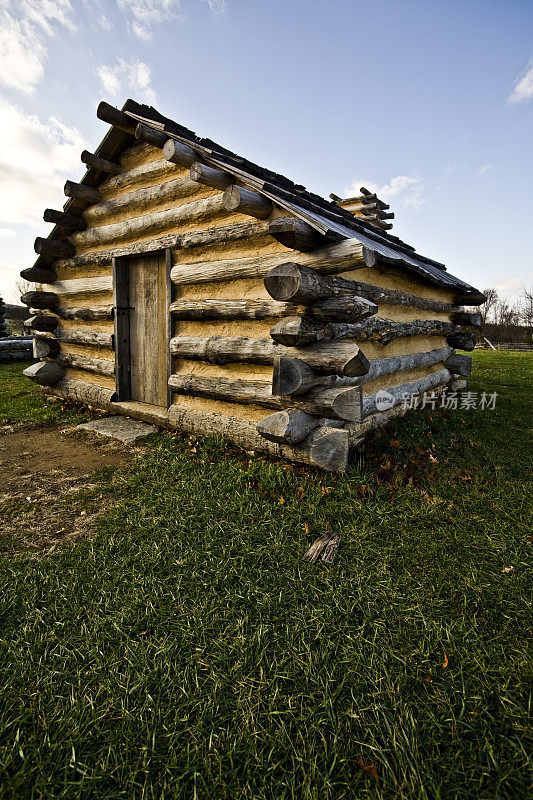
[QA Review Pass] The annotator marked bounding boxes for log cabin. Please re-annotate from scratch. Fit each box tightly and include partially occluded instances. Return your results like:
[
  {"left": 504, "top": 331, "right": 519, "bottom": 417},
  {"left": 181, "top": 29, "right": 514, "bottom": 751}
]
[{"left": 20, "top": 99, "right": 484, "bottom": 472}]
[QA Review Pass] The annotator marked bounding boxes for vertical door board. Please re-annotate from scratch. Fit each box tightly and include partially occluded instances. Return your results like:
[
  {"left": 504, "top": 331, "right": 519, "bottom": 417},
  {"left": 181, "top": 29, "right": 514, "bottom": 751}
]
[{"left": 128, "top": 252, "right": 168, "bottom": 407}]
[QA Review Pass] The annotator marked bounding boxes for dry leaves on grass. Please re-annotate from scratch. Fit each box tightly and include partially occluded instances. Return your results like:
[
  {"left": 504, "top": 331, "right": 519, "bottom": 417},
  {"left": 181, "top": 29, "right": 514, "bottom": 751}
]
[{"left": 357, "top": 757, "right": 379, "bottom": 783}]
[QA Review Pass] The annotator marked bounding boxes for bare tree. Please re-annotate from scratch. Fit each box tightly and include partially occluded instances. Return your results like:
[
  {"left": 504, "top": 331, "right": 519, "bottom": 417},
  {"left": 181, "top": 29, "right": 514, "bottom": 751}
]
[
  {"left": 520, "top": 287, "right": 533, "bottom": 330},
  {"left": 15, "top": 278, "right": 33, "bottom": 301},
  {"left": 479, "top": 288, "right": 498, "bottom": 323}
]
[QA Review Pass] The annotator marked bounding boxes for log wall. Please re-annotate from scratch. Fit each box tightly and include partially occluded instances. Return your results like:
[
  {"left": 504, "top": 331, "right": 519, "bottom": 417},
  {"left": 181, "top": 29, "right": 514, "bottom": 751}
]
[{"left": 28, "top": 137, "right": 469, "bottom": 470}]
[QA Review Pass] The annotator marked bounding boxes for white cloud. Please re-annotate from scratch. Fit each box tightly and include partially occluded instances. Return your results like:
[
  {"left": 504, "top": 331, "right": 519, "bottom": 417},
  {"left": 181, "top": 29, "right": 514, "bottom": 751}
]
[
  {"left": 97, "top": 58, "right": 157, "bottom": 104},
  {"left": 116, "top": 0, "right": 182, "bottom": 40},
  {"left": 477, "top": 163, "right": 493, "bottom": 176},
  {"left": 0, "top": 227, "right": 16, "bottom": 237},
  {"left": 0, "top": 96, "right": 86, "bottom": 227},
  {"left": 509, "top": 63, "right": 533, "bottom": 103},
  {"left": 201, "top": 0, "right": 227, "bottom": 13},
  {"left": 344, "top": 175, "right": 425, "bottom": 210},
  {"left": 0, "top": 0, "right": 75, "bottom": 94}
]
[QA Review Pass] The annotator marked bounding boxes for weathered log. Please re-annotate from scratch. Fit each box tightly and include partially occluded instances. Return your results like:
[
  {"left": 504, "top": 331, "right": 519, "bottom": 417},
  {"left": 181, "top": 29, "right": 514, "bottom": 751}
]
[
  {"left": 303, "top": 426, "right": 349, "bottom": 472},
  {"left": 0, "top": 338, "right": 33, "bottom": 352},
  {"left": 23, "top": 361, "right": 65, "bottom": 386},
  {"left": 55, "top": 221, "right": 270, "bottom": 272},
  {"left": 25, "top": 314, "right": 59, "bottom": 332},
  {"left": 34, "top": 237, "right": 75, "bottom": 259},
  {"left": 56, "top": 352, "right": 115, "bottom": 377},
  {"left": 48, "top": 377, "right": 115, "bottom": 407},
  {"left": 268, "top": 217, "right": 321, "bottom": 252},
  {"left": 21, "top": 291, "right": 59, "bottom": 310},
  {"left": 302, "top": 527, "right": 342, "bottom": 563},
  {"left": 103, "top": 155, "right": 177, "bottom": 194},
  {"left": 96, "top": 101, "right": 137, "bottom": 134},
  {"left": 270, "top": 316, "right": 459, "bottom": 347},
  {"left": 222, "top": 185, "right": 273, "bottom": 220},
  {"left": 273, "top": 356, "right": 320, "bottom": 396},
  {"left": 450, "top": 311, "right": 482, "bottom": 327},
  {"left": 84, "top": 176, "right": 199, "bottom": 224},
  {"left": 39, "top": 328, "right": 113, "bottom": 348},
  {"left": 55, "top": 306, "right": 113, "bottom": 321},
  {"left": 454, "top": 292, "right": 486, "bottom": 306},
  {"left": 73, "top": 195, "right": 224, "bottom": 248},
  {"left": 33, "top": 337, "right": 60, "bottom": 359},
  {"left": 81, "top": 150, "right": 121, "bottom": 174},
  {"left": 166, "top": 404, "right": 349, "bottom": 472},
  {"left": 20, "top": 266, "right": 57, "bottom": 283},
  {"left": 168, "top": 373, "right": 362, "bottom": 421},
  {"left": 169, "top": 335, "right": 370, "bottom": 376},
  {"left": 264, "top": 262, "right": 462, "bottom": 314},
  {"left": 446, "top": 332, "right": 476, "bottom": 351},
  {"left": 40, "top": 277, "right": 113, "bottom": 296},
  {"left": 135, "top": 122, "right": 167, "bottom": 148},
  {"left": 163, "top": 138, "right": 198, "bottom": 167},
  {"left": 274, "top": 346, "right": 454, "bottom": 396},
  {"left": 444, "top": 353, "right": 472, "bottom": 377},
  {"left": 170, "top": 238, "right": 366, "bottom": 285},
  {"left": 64, "top": 180, "right": 100, "bottom": 204},
  {"left": 169, "top": 295, "right": 377, "bottom": 324},
  {"left": 257, "top": 409, "right": 319, "bottom": 444},
  {"left": 190, "top": 161, "right": 232, "bottom": 191},
  {"left": 43, "top": 208, "right": 87, "bottom": 231},
  {"left": 361, "top": 369, "right": 452, "bottom": 418},
  {"left": 264, "top": 262, "right": 364, "bottom": 303}
]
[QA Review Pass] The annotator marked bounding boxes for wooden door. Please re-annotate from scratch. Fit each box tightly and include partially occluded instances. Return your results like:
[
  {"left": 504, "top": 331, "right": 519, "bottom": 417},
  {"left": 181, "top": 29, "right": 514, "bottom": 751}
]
[{"left": 127, "top": 252, "right": 168, "bottom": 406}]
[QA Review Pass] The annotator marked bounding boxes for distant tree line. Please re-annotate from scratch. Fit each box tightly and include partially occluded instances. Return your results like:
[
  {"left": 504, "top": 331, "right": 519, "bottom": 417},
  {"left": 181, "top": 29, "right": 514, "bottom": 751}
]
[{"left": 473, "top": 286, "right": 533, "bottom": 344}]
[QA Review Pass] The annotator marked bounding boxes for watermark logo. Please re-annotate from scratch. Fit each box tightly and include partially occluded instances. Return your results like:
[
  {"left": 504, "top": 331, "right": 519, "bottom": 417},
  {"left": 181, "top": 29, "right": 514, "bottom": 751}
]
[
  {"left": 375, "top": 390, "right": 395, "bottom": 411},
  {"left": 400, "top": 390, "right": 498, "bottom": 411}
]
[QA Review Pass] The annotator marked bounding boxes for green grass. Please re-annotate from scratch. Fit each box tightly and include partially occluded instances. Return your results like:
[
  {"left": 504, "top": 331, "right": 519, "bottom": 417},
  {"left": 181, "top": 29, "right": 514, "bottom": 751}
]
[
  {"left": 0, "top": 363, "right": 90, "bottom": 426},
  {"left": 0, "top": 352, "right": 531, "bottom": 799}
]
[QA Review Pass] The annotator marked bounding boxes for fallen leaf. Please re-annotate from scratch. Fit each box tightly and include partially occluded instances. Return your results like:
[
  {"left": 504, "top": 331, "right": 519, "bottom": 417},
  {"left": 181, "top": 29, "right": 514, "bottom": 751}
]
[
  {"left": 357, "top": 757, "right": 379, "bottom": 783},
  {"left": 442, "top": 651, "right": 449, "bottom": 669},
  {"left": 502, "top": 566, "right": 514, "bottom": 574},
  {"left": 304, "top": 522, "right": 309, "bottom": 535},
  {"left": 422, "top": 674, "right": 433, "bottom": 686},
  {"left": 390, "top": 439, "right": 401, "bottom": 449}
]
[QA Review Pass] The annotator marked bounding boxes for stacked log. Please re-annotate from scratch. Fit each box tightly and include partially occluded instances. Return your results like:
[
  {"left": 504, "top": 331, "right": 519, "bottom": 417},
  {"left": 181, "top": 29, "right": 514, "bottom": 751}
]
[{"left": 330, "top": 186, "right": 394, "bottom": 230}]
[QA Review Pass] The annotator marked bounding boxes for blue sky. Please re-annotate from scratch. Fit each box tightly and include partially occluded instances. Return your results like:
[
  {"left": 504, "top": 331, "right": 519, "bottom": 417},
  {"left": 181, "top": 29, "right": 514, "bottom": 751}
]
[{"left": 1, "top": 0, "right": 532, "bottom": 303}]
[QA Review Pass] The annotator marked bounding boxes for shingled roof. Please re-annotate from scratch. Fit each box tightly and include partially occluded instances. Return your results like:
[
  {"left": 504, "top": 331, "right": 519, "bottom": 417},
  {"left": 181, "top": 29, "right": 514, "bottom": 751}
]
[{"left": 33, "top": 99, "right": 485, "bottom": 304}]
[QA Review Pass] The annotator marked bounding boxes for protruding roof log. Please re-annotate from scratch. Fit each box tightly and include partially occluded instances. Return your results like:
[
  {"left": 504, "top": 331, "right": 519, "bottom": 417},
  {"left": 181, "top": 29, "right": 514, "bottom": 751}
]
[
  {"left": 222, "top": 185, "right": 273, "bottom": 220},
  {"left": 96, "top": 101, "right": 137, "bottom": 134},
  {"left": 64, "top": 180, "right": 101, "bottom": 204},
  {"left": 163, "top": 138, "right": 197, "bottom": 167},
  {"left": 34, "top": 237, "right": 75, "bottom": 259},
  {"left": 268, "top": 217, "right": 322, "bottom": 252},
  {"left": 190, "top": 161, "right": 232, "bottom": 191},
  {"left": 20, "top": 266, "right": 57, "bottom": 283},
  {"left": 135, "top": 122, "right": 167, "bottom": 148},
  {"left": 44, "top": 209, "right": 87, "bottom": 231},
  {"left": 81, "top": 150, "right": 121, "bottom": 175},
  {"left": 21, "top": 291, "right": 60, "bottom": 309}
]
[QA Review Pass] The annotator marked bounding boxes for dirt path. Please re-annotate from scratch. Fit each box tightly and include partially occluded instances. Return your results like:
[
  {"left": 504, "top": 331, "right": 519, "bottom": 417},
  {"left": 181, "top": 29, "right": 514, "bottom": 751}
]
[{"left": 0, "top": 423, "right": 136, "bottom": 555}]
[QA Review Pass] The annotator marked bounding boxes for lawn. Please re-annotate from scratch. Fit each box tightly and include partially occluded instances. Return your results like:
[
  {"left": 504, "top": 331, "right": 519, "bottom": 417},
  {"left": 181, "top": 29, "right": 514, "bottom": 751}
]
[{"left": 0, "top": 351, "right": 531, "bottom": 799}]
